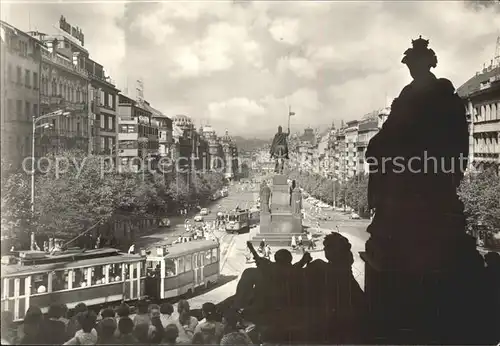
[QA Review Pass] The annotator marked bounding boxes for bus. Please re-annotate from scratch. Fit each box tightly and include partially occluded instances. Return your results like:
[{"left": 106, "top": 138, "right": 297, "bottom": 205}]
[
  {"left": 226, "top": 209, "right": 250, "bottom": 234},
  {"left": 144, "top": 239, "right": 220, "bottom": 300}
]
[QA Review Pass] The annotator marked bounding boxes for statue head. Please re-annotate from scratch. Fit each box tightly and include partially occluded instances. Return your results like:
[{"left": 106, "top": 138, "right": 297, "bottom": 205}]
[
  {"left": 277, "top": 126, "right": 282, "bottom": 134},
  {"left": 402, "top": 36, "right": 437, "bottom": 80}
]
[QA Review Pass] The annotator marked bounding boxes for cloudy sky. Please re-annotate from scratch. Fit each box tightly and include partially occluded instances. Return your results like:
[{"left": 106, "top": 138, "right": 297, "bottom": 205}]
[{"left": 2, "top": 0, "right": 499, "bottom": 138}]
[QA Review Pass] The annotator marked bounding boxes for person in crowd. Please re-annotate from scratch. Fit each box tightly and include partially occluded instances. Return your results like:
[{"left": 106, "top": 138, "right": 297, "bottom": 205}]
[
  {"left": 116, "top": 317, "right": 137, "bottom": 344},
  {"left": 176, "top": 311, "right": 196, "bottom": 344},
  {"left": 96, "top": 308, "right": 116, "bottom": 336},
  {"left": 291, "top": 235, "right": 297, "bottom": 250},
  {"left": 177, "top": 300, "right": 198, "bottom": 331},
  {"left": 133, "top": 300, "right": 150, "bottom": 327},
  {"left": 41, "top": 303, "right": 67, "bottom": 344},
  {"left": 258, "top": 239, "right": 265, "bottom": 254},
  {"left": 19, "top": 306, "right": 43, "bottom": 345},
  {"left": 160, "top": 303, "right": 175, "bottom": 328},
  {"left": 193, "top": 303, "right": 224, "bottom": 342},
  {"left": 1, "top": 311, "right": 17, "bottom": 345},
  {"left": 163, "top": 324, "right": 179, "bottom": 346},
  {"left": 133, "top": 323, "right": 150, "bottom": 344},
  {"left": 64, "top": 310, "right": 98, "bottom": 345},
  {"left": 66, "top": 303, "right": 89, "bottom": 339},
  {"left": 192, "top": 323, "right": 218, "bottom": 345},
  {"left": 221, "top": 308, "right": 254, "bottom": 345},
  {"left": 59, "top": 304, "right": 70, "bottom": 328},
  {"left": 96, "top": 318, "right": 117, "bottom": 345},
  {"left": 303, "top": 232, "right": 366, "bottom": 343},
  {"left": 149, "top": 304, "right": 164, "bottom": 344},
  {"left": 113, "top": 303, "right": 130, "bottom": 338},
  {"left": 220, "top": 331, "right": 252, "bottom": 345},
  {"left": 307, "top": 231, "right": 315, "bottom": 250}
]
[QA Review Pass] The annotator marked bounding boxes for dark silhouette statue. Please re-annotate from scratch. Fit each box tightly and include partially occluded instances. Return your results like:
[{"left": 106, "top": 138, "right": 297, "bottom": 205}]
[
  {"left": 259, "top": 181, "right": 271, "bottom": 213},
  {"left": 363, "top": 36, "right": 497, "bottom": 344},
  {"left": 270, "top": 125, "right": 290, "bottom": 174}
]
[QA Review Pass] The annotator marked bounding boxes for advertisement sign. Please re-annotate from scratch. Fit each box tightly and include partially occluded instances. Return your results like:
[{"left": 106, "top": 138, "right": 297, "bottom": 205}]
[{"left": 59, "top": 15, "right": 85, "bottom": 46}]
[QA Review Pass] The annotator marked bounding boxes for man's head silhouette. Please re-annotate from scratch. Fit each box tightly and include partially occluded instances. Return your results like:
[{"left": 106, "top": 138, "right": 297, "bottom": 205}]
[
  {"left": 402, "top": 36, "right": 438, "bottom": 81},
  {"left": 277, "top": 126, "right": 282, "bottom": 134}
]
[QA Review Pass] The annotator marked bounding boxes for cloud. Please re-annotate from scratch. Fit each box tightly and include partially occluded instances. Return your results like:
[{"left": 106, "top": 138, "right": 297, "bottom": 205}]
[{"left": 2, "top": 1, "right": 499, "bottom": 138}]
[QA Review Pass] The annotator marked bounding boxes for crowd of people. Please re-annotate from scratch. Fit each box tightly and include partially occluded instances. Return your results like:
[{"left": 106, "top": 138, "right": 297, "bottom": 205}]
[{"left": 1, "top": 299, "right": 257, "bottom": 345}]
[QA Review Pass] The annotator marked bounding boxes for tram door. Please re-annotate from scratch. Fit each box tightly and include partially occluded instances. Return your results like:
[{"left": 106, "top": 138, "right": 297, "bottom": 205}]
[{"left": 192, "top": 253, "right": 204, "bottom": 288}]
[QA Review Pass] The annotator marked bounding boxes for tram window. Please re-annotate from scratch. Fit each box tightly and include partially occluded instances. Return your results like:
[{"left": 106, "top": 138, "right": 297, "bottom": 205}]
[
  {"left": 185, "top": 256, "right": 192, "bottom": 271},
  {"left": 211, "top": 248, "right": 218, "bottom": 263},
  {"left": 205, "top": 251, "right": 211, "bottom": 264},
  {"left": 91, "top": 266, "right": 105, "bottom": 285},
  {"left": 32, "top": 273, "right": 48, "bottom": 294},
  {"left": 8, "top": 279, "right": 15, "bottom": 297},
  {"left": 73, "top": 268, "right": 88, "bottom": 288},
  {"left": 147, "top": 261, "right": 160, "bottom": 276},
  {"left": 109, "top": 264, "right": 122, "bottom": 282},
  {"left": 165, "top": 259, "right": 176, "bottom": 277},
  {"left": 141, "top": 260, "right": 147, "bottom": 277},
  {"left": 177, "top": 257, "right": 185, "bottom": 274},
  {"left": 197, "top": 253, "right": 203, "bottom": 267},
  {"left": 229, "top": 215, "right": 237, "bottom": 221},
  {"left": 52, "top": 270, "right": 69, "bottom": 291},
  {"left": 124, "top": 264, "right": 129, "bottom": 279},
  {"left": 19, "top": 278, "right": 25, "bottom": 295}
]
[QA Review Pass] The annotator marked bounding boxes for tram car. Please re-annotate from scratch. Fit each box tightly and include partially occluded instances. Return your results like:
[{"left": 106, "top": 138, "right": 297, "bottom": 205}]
[
  {"left": 1, "top": 248, "right": 146, "bottom": 322},
  {"left": 226, "top": 209, "right": 250, "bottom": 234},
  {"left": 144, "top": 239, "right": 220, "bottom": 300}
]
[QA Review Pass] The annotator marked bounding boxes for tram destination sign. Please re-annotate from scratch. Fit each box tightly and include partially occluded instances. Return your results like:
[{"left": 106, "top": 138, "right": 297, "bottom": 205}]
[{"left": 59, "top": 15, "right": 84, "bottom": 46}]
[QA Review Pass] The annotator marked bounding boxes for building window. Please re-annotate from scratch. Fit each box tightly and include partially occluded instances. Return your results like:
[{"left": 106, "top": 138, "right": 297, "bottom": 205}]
[
  {"left": 16, "top": 100, "right": 22, "bottom": 118},
  {"left": 8, "top": 64, "right": 13, "bottom": 82},
  {"left": 17, "top": 66, "right": 22, "bottom": 84},
  {"left": 119, "top": 140, "right": 137, "bottom": 149},
  {"left": 25, "top": 69, "right": 30, "bottom": 88},
  {"left": 25, "top": 102, "right": 31, "bottom": 121},
  {"left": 100, "top": 90, "right": 105, "bottom": 106},
  {"left": 33, "top": 104, "right": 38, "bottom": 119},
  {"left": 7, "top": 99, "right": 13, "bottom": 121},
  {"left": 33, "top": 72, "right": 38, "bottom": 89},
  {"left": 120, "top": 124, "right": 137, "bottom": 133},
  {"left": 106, "top": 115, "right": 113, "bottom": 131}
]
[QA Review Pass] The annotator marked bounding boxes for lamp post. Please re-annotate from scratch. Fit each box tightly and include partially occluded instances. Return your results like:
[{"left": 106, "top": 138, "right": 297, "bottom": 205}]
[{"left": 31, "top": 109, "right": 70, "bottom": 214}]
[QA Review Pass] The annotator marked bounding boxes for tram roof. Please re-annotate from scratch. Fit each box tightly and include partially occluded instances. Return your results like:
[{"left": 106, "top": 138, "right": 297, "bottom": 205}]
[
  {"left": 1, "top": 251, "right": 143, "bottom": 277},
  {"left": 163, "top": 239, "right": 218, "bottom": 258}
]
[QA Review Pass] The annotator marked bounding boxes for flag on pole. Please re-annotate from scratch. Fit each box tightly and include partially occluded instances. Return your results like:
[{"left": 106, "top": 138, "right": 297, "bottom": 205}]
[{"left": 289, "top": 111, "right": 295, "bottom": 116}]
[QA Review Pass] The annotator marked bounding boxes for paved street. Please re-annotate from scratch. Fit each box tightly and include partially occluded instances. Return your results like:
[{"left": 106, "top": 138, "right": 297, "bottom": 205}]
[{"left": 132, "top": 183, "right": 371, "bottom": 311}]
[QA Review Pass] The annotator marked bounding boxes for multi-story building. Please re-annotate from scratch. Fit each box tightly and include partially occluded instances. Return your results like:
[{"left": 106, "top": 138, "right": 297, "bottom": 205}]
[
  {"left": 458, "top": 64, "right": 500, "bottom": 174},
  {"left": 356, "top": 118, "right": 379, "bottom": 174},
  {"left": 0, "top": 21, "right": 42, "bottom": 166},
  {"left": 31, "top": 23, "right": 91, "bottom": 156},
  {"left": 344, "top": 120, "right": 359, "bottom": 178},
  {"left": 86, "top": 58, "right": 120, "bottom": 156},
  {"left": 117, "top": 94, "right": 159, "bottom": 170},
  {"left": 200, "top": 125, "right": 224, "bottom": 171},
  {"left": 221, "top": 130, "right": 239, "bottom": 181}
]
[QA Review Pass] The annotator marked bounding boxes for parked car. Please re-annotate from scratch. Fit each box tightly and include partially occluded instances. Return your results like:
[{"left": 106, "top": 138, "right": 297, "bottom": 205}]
[
  {"left": 194, "top": 215, "right": 204, "bottom": 222},
  {"left": 200, "top": 208, "right": 209, "bottom": 216},
  {"left": 350, "top": 213, "right": 360, "bottom": 220}
]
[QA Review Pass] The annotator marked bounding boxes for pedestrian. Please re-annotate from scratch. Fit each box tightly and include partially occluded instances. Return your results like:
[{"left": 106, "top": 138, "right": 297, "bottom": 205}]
[
  {"left": 291, "top": 235, "right": 297, "bottom": 250},
  {"left": 307, "top": 232, "right": 315, "bottom": 250}
]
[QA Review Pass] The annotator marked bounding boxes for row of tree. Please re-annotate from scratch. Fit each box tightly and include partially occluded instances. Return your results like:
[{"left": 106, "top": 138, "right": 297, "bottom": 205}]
[
  {"left": 1, "top": 150, "right": 227, "bottom": 248},
  {"left": 286, "top": 170, "right": 369, "bottom": 216},
  {"left": 286, "top": 168, "right": 500, "bottom": 237}
]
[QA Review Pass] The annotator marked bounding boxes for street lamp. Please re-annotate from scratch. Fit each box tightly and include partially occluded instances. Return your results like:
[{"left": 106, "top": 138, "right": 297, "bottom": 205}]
[{"left": 31, "top": 110, "right": 70, "bottom": 213}]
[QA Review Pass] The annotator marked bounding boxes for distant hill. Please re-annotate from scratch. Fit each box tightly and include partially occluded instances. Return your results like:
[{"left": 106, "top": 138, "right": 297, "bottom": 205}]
[{"left": 232, "top": 136, "right": 268, "bottom": 152}]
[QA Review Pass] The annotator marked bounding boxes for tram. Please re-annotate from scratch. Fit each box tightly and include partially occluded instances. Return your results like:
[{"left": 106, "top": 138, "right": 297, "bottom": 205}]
[
  {"left": 144, "top": 239, "right": 220, "bottom": 300},
  {"left": 1, "top": 248, "right": 146, "bottom": 322},
  {"left": 226, "top": 209, "right": 250, "bottom": 234}
]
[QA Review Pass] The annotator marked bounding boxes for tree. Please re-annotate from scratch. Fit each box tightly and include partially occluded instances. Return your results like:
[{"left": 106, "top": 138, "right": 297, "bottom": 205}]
[{"left": 458, "top": 169, "right": 500, "bottom": 236}]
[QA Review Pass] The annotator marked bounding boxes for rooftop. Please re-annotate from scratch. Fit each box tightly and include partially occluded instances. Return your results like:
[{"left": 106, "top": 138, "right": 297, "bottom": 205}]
[{"left": 457, "top": 65, "right": 500, "bottom": 98}]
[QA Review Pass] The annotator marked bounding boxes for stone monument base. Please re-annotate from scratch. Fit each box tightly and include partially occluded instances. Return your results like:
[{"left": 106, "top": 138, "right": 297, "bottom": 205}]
[
  {"left": 361, "top": 214, "right": 497, "bottom": 344},
  {"left": 250, "top": 232, "right": 304, "bottom": 247}
]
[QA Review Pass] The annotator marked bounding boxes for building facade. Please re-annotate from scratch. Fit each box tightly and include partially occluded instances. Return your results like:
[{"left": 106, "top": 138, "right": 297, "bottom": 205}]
[
  {"left": 33, "top": 31, "right": 91, "bottom": 156},
  {"left": 344, "top": 120, "right": 359, "bottom": 178},
  {"left": 458, "top": 65, "right": 500, "bottom": 174},
  {"left": 356, "top": 118, "right": 379, "bottom": 174},
  {"left": 86, "top": 58, "right": 119, "bottom": 157},
  {"left": 1, "top": 21, "right": 42, "bottom": 166},
  {"left": 117, "top": 94, "right": 159, "bottom": 170}
]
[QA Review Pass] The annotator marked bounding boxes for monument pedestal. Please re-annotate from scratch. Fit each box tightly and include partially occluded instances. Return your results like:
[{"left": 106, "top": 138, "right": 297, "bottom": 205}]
[
  {"left": 253, "top": 174, "right": 303, "bottom": 247},
  {"left": 361, "top": 211, "right": 497, "bottom": 344}
]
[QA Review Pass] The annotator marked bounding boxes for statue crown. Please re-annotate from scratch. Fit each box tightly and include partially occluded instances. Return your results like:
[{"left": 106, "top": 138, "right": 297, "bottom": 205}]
[{"left": 411, "top": 35, "right": 429, "bottom": 50}]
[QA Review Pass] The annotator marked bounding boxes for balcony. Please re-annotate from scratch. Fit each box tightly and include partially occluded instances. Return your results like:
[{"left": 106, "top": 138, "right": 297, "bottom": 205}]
[
  {"left": 41, "top": 49, "right": 89, "bottom": 79},
  {"left": 356, "top": 140, "right": 368, "bottom": 147},
  {"left": 88, "top": 72, "right": 116, "bottom": 88}
]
